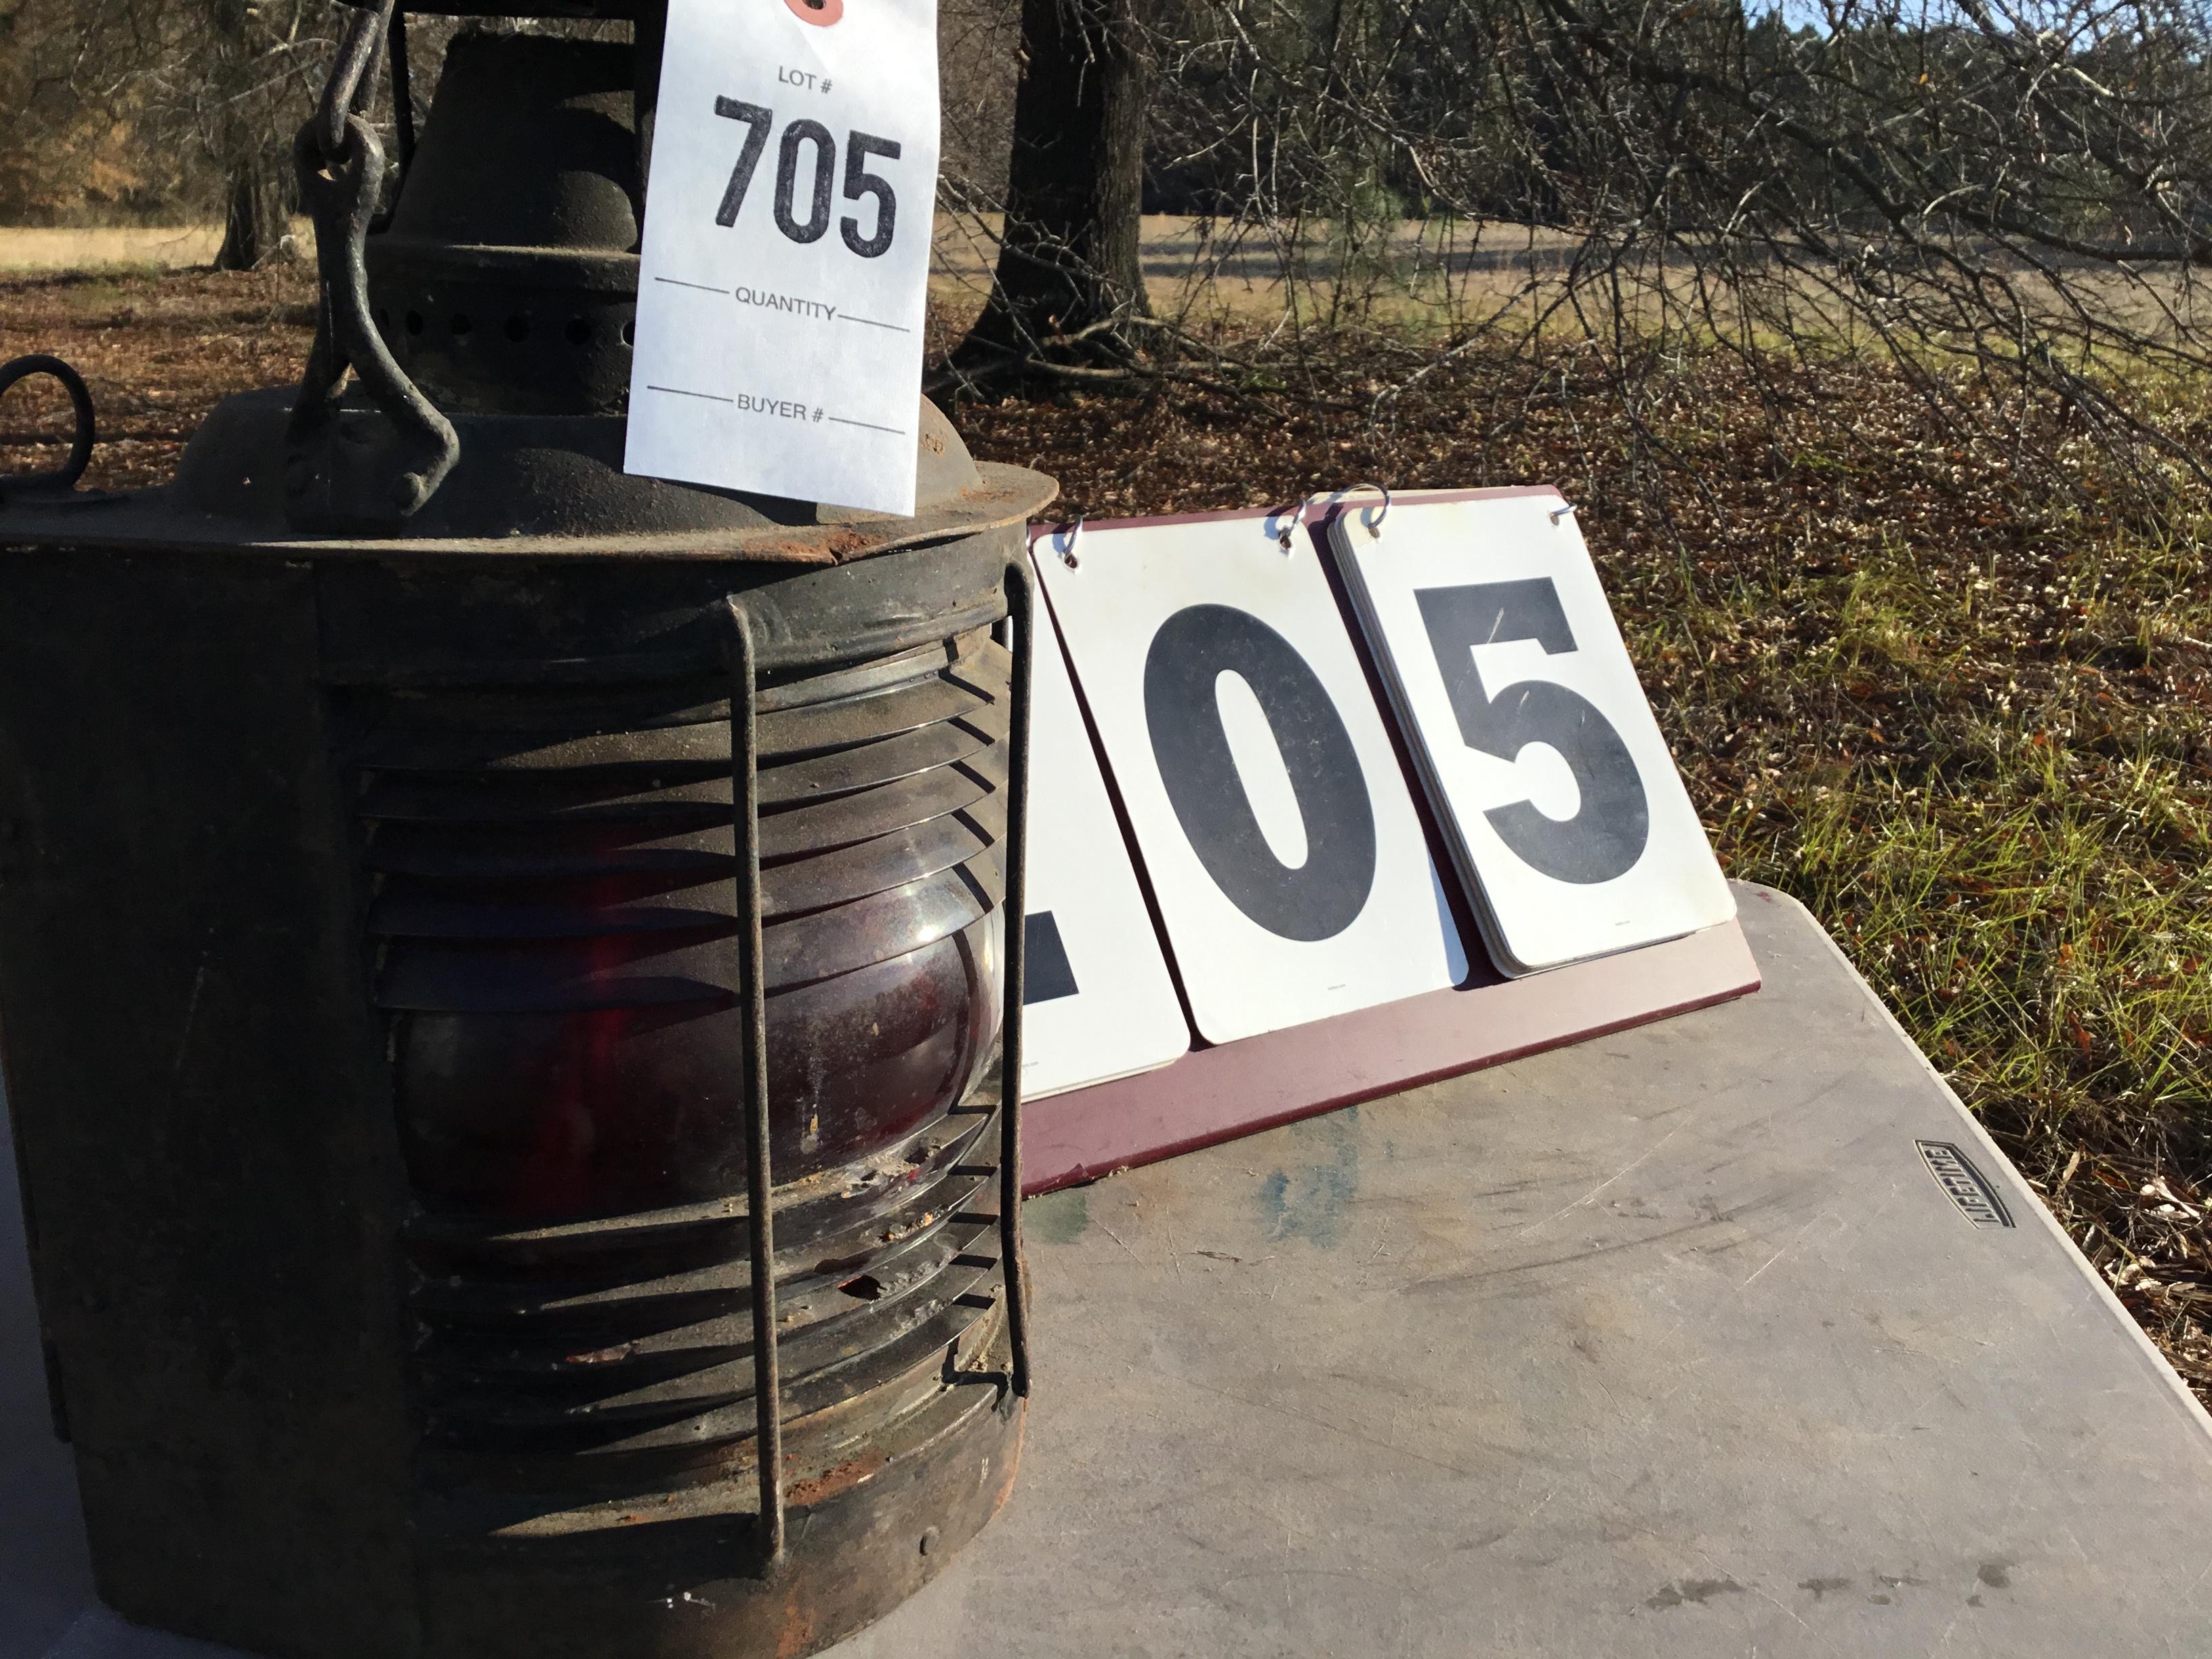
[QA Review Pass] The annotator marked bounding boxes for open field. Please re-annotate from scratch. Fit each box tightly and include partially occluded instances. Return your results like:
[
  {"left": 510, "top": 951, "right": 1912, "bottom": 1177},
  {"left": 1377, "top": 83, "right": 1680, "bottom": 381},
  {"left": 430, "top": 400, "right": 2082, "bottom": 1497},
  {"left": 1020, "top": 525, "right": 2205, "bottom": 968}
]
[
  {"left": 0, "top": 214, "right": 1788, "bottom": 329},
  {"left": 2, "top": 263, "right": 2207, "bottom": 1405},
  {"left": 929, "top": 213, "right": 1595, "bottom": 324},
  {"left": 0, "top": 216, "right": 1568, "bottom": 327},
  {"left": 0, "top": 225, "right": 228, "bottom": 272},
  {"left": 13, "top": 216, "right": 2199, "bottom": 344}
]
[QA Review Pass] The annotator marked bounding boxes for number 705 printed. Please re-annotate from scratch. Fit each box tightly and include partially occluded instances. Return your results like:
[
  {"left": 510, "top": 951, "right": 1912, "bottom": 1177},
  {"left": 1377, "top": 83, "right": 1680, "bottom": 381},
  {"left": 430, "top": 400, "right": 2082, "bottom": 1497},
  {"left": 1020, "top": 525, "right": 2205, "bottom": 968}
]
[{"left": 711, "top": 100, "right": 903, "bottom": 260}]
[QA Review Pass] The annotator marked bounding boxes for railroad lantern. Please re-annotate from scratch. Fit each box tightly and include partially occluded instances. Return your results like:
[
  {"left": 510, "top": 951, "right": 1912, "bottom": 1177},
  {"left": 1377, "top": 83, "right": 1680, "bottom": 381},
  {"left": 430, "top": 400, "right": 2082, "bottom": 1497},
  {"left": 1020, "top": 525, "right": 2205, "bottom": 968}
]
[{"left": 0, "top": 3, "right": 1052, "bottom": 1655}]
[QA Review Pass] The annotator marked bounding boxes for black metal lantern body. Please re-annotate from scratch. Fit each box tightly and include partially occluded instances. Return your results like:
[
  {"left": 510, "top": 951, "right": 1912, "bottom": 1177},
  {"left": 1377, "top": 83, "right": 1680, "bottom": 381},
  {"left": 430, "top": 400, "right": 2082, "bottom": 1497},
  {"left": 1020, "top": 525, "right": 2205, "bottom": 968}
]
[{"left": 0, "top": 13, "right": 1052, "bottom": 1659}]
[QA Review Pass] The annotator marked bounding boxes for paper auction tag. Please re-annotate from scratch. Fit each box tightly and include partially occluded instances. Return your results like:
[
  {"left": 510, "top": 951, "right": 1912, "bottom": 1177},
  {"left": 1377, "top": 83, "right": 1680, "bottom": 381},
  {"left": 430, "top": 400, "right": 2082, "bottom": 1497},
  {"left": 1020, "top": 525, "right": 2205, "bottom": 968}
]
[{"left": 627, "top": 0, "right": 939, "bottom": 514}]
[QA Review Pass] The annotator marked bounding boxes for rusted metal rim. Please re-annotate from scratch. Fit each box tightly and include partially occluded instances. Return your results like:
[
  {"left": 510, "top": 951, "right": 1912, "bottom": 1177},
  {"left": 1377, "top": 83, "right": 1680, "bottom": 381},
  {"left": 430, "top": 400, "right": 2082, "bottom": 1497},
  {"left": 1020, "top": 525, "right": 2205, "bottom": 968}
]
[
  {"left": 413, "top": 1322, "right": 1023, "bottom": 1659},
  {"left": 0, "top": 460, "right": 1053, "bottom": 562},
  {"left": 128, "top": 385, "right": 1057, "bottom": 558}
]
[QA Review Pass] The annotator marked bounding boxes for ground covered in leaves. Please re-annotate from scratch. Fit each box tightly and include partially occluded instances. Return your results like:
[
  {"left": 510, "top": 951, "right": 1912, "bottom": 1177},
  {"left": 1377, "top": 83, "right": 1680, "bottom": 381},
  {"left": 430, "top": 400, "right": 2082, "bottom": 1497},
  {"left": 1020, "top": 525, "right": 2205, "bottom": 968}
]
[{"left": 6, "top": 266, "right": 2208, "bottom": 1403}]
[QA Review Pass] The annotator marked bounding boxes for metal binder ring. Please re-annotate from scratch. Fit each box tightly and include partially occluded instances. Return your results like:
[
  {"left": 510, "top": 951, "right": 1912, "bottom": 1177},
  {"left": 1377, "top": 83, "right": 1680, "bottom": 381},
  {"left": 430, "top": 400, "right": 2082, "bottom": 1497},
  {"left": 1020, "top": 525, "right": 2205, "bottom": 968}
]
[
  {"left": 1055, "top": 514, "right": 1084, "bottom": 569},
  {"left": 1342, "top": 480, "right": 1392, "bottom": 538},
  {"left": 1278, "top": 493, "right": 1324, "bottom": 550}
]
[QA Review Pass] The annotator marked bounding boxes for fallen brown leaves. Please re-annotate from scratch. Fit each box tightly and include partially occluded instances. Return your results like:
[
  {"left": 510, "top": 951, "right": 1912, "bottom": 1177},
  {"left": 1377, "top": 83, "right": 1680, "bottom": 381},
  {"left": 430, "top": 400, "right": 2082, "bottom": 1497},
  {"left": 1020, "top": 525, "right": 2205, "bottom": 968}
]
[{"left": 0, "top": 266, "right": 313, "bottom": 491}]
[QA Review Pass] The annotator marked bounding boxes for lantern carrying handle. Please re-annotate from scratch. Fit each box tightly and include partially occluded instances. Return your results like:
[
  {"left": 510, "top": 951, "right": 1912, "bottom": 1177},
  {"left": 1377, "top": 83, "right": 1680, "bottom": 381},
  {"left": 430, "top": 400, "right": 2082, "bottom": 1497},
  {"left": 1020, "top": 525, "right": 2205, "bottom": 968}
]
[
  {"left": 0, "top": 354, "right": 96, "bottom": 501},
  {"left": 285, "top": 0, "right": 459, "bottom": 531}
]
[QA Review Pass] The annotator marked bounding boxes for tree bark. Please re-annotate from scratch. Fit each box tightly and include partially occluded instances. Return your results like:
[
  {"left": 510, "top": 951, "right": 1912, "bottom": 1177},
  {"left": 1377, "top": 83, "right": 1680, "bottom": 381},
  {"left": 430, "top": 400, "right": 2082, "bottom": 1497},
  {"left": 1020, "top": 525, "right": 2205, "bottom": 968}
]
[
  {"left": 958, "top": 0, "right": 1151, "bottom": 373},
  {"left": 215, "top": 128, "right": 290, "bottom": 271},
  {"left": 208, "top": 0, "right": 293, "bottom": 271}
]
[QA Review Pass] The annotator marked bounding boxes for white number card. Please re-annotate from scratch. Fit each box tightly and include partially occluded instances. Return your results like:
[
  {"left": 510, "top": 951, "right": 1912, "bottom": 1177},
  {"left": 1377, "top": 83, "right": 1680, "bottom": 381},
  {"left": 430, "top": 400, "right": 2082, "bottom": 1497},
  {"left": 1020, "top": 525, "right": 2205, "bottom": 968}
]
[
  {"left": 1021, "top": 560, "right": 1192, "bottom": 1097},
  {"left": 1038, "top": 514, "right": 1467, "bottom": 1046},
  {"left": 1329, "top": 492, "right": 1734, "bottom": 975},
  {"left": 627, "top": 0, "right": 939, "bottom": 514}
]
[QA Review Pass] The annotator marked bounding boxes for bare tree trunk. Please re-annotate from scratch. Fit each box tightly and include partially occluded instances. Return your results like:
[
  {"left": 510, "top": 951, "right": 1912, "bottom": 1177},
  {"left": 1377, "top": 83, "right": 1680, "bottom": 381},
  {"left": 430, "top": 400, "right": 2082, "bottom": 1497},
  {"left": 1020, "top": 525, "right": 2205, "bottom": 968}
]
[
  {"left": 957, "top": 0, "right": 1150, "bottom": 375},
  {"left": 209, "top": 0, "right": 293, "bottom": 271},
  {"left": 215, "top": 123, "right": 289, "bottom": 270}
]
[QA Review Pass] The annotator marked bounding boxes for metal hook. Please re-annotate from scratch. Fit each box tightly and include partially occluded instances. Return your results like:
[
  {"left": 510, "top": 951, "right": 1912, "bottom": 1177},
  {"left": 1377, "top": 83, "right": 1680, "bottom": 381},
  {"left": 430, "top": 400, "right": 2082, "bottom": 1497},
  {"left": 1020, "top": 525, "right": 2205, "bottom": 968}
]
[
  {"left": 1278, "top": 492, "right": 1324, "bottom": 551},
  {"left": 1057, "top": 513, "right": 1084, "bottom": 569},
  {"left": 1549, "top": 501, "right": 1578, "bottom": 525},
  {"left": 1342, "top": 480, "right": 1392, "bottom": 538}
]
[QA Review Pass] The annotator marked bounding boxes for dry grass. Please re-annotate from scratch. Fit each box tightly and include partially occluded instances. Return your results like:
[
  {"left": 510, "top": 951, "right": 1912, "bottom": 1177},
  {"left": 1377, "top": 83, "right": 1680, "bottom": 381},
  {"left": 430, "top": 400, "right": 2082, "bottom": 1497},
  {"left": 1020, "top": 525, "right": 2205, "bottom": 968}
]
[
  {"left": 0, "top": 226, "right": 224, "bottom": 272},
  {"left": 3, "top": 264, "right": 2205, "bottom": 1405},
  {"left": 928, "top": 213, "right": 1597, "bottom": 327}
]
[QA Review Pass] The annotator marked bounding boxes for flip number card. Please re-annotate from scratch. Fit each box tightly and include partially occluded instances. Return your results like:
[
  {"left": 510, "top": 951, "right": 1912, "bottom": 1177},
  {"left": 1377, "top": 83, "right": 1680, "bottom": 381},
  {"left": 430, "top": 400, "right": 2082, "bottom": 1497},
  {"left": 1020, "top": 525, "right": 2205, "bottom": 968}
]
[
  {"left": 628, "top": 0, "right": 939, "bottom": 514},
  {"left": 1038, "top": 515, "right": 1467, "bottom": 1046},
  {"left": 1329, "top": 492, "right": 1735, "bottom": 975},
  {"left": 1021, "top": 575, "right": 1192, "bottom": 1097}
]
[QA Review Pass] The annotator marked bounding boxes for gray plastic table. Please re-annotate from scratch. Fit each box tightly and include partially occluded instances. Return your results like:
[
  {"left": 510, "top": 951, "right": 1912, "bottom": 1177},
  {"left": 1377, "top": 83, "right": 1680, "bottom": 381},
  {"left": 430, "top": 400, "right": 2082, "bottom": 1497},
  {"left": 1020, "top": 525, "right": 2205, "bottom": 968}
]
[{"left": 9, "top": 884, "right": 2211, "bottom": 1658}]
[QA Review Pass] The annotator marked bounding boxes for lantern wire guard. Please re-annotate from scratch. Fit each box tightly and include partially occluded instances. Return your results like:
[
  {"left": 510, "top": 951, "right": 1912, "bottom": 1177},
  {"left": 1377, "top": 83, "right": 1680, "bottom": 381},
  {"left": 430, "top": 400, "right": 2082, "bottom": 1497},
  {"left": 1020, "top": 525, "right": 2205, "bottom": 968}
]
[{"left": 724, "top": 579, "right": 1038, "bottom": 1572}]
